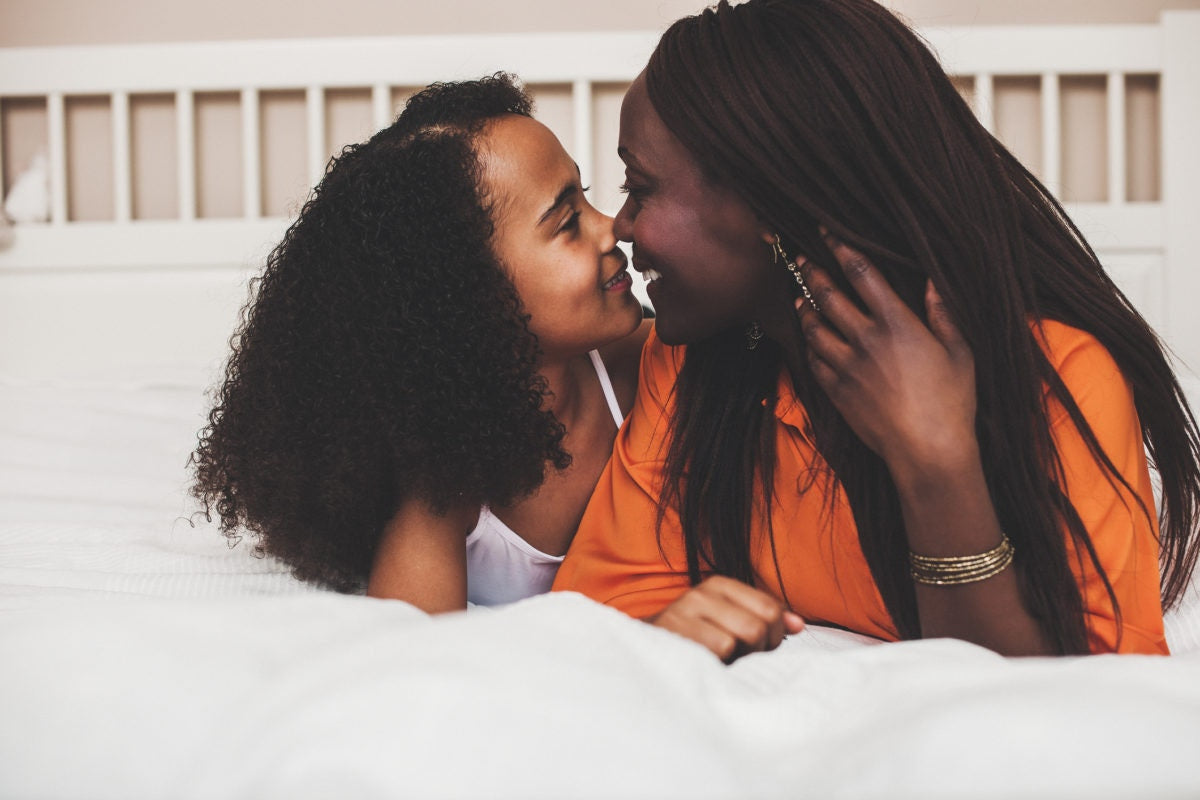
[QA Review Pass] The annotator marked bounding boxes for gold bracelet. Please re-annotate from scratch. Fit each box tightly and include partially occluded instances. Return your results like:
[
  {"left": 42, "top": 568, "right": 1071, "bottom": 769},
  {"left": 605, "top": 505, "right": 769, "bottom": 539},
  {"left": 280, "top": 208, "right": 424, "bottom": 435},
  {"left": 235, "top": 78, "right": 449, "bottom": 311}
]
[{"left": 909, "top": 534, "right": 1015, "bottom": 586}]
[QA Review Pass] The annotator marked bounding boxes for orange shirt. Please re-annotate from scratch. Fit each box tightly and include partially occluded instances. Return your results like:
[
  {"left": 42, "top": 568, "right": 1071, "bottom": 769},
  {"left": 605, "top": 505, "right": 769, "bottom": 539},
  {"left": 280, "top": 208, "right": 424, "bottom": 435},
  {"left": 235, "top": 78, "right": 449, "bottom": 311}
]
[{"left": 553, "top": 320, "right": 1168, "bottom": 654}]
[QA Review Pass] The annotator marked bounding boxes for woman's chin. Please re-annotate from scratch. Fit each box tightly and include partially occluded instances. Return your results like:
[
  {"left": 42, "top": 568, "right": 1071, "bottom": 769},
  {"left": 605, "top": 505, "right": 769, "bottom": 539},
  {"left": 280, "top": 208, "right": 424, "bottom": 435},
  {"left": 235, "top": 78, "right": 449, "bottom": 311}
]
[{"left": 652, "top": 318, "right": 689, "bottom": 347}]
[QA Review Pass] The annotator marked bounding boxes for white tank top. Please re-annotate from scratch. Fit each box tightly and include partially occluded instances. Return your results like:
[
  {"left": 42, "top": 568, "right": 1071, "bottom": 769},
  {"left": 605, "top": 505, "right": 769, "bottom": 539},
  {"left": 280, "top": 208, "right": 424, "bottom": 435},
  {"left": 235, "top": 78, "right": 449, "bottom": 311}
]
[{"left": 465, "top": 350, "right": 624, "bottom": 606}]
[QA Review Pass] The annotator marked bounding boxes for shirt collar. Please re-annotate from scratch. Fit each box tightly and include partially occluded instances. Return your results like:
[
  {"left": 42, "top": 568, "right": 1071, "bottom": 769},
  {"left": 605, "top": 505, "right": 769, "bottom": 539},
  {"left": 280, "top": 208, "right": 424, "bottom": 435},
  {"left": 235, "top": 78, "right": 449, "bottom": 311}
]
[{"left": 769, "top": 365, "right": 810, "bottom": 434}]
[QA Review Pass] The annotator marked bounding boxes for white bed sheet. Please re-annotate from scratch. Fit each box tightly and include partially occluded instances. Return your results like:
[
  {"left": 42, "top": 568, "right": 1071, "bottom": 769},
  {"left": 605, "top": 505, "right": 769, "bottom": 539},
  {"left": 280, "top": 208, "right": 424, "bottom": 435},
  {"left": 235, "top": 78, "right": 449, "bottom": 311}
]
[{"left": 2, "top": 377, "right": 1199, "bottom": 799}]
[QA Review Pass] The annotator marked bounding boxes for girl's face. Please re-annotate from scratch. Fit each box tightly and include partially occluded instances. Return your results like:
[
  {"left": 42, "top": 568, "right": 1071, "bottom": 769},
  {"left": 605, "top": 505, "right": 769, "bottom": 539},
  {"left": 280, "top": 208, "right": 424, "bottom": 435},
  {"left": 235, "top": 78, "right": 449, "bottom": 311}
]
[
  {"left": 483, "top": 115, "right": 643, "bottom": 359},
  {"left": 614, "top": 74, "right": 776, "bottom": 346}
]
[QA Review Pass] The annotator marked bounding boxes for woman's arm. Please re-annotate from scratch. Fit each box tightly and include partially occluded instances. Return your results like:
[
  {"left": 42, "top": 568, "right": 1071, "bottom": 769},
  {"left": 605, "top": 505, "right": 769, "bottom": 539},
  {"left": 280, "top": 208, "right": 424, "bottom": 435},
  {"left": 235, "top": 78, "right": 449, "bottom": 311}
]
[
  {"left": 796, "top": 234, "right": 1054, "bottom": 655},
  {"left": 649, "top": 576, "right": 806, "bottom": 662},
  {"left": 560, "top": 326, "right": 804, "bottom": 662},
  {"left": 366, "top": 497, "right": 478, "bottom": 613}
]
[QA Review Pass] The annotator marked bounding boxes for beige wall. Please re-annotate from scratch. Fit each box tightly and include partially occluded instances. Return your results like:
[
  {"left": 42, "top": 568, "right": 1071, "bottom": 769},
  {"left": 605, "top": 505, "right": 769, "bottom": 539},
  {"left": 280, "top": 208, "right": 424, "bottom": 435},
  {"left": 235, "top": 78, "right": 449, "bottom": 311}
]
[
  {"left": 0, "top": 0, "right": 1185, "bottom": 221},
  {"left": 3, "top": 0, "right": 1200, "bottom": 46}
]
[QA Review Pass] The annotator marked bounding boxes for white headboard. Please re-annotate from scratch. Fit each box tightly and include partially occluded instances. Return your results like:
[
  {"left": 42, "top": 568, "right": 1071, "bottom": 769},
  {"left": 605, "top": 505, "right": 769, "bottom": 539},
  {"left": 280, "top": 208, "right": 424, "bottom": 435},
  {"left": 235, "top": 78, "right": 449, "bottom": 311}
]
[{"left": 1, "top": 15, "right": 1198, "bottom": 393}]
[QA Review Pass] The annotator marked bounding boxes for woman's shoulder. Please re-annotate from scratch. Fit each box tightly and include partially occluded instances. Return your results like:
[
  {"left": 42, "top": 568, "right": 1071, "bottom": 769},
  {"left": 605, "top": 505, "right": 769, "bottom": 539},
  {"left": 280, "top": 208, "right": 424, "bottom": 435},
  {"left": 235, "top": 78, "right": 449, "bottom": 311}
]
[
  {"left": 1033, "top": 318, "right": 1112, "bottom": 365},
  {"left": 1032, "top": 318, "right": 1124, "bottom": 386},
  {"left": 1031, "top": 318, "right": 1134, "bottom": 430}
]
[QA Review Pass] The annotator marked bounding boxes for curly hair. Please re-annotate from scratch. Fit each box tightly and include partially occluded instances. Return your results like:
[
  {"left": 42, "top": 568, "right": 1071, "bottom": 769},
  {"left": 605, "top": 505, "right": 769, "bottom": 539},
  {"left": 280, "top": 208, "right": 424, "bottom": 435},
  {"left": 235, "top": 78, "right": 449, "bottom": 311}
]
[{"left": 191, "top": 74, "right": 571, "bottom": 592}]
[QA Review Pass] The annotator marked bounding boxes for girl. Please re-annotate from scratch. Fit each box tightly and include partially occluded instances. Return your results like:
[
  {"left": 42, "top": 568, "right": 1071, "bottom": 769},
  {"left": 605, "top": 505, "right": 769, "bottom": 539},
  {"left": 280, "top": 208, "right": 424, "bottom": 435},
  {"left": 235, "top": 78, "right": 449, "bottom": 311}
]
[
  {"left": 192, "top": 74, "right": 650, "bottom": 611},
  {"left": 554, "top": 0, "right": 1200, "bottom": 657}
]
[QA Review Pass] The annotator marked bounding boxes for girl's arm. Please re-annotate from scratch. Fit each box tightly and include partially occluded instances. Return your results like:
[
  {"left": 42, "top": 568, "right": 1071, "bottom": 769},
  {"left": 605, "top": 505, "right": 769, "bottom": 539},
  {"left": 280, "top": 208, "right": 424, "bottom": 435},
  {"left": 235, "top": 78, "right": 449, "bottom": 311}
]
[
  {"left": 366, "top": 497, "right": 478, "bottom": 613},
  {"left": 796, "top": 233, "right": 1054, "bottom": 655}
]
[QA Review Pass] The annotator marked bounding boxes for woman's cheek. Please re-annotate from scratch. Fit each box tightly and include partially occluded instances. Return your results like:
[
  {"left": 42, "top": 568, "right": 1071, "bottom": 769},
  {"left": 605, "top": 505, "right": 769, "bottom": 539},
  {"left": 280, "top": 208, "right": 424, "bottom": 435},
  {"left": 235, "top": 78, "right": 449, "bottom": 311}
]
[{"left": 639, "top": 217, "right": 680, "bottom": 264}]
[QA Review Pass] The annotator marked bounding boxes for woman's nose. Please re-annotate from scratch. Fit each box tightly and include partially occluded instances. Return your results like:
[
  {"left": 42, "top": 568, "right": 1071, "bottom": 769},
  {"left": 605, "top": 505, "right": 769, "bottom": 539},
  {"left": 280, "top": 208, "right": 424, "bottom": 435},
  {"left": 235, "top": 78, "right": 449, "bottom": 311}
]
[{"left": 612, "top": 197, "right": 635, "bottom": 243}]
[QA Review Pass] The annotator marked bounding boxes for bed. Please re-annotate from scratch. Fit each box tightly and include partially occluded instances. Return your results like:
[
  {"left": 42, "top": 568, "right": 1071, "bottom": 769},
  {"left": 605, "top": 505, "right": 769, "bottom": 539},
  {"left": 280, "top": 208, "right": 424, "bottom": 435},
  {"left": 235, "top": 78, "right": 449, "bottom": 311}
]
[{"left": 3, "top": 15, "right": 1200, "bottom": 800}]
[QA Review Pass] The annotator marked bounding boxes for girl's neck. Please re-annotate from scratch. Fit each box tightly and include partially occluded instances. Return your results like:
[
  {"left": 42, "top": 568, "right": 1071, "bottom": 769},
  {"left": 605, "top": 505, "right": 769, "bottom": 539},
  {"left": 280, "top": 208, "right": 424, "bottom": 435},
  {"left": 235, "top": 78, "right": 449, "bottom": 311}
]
[{"left": 536, "top": 350, "right": 596, "bottom": 429}]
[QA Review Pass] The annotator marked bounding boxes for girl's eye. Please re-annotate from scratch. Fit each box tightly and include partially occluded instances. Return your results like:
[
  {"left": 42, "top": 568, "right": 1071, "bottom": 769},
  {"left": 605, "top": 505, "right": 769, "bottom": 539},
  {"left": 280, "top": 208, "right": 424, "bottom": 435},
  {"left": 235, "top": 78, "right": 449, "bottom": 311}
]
[{"left": 559, "top": 210, "right": 582, "bottom": 234}]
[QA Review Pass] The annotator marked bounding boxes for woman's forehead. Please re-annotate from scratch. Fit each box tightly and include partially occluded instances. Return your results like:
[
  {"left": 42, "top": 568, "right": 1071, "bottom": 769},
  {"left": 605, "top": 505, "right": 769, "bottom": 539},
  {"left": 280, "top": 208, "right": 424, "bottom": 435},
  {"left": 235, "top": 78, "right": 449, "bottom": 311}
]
[{"left": 619, "top": 77, "right": 686, "bottom": 176}]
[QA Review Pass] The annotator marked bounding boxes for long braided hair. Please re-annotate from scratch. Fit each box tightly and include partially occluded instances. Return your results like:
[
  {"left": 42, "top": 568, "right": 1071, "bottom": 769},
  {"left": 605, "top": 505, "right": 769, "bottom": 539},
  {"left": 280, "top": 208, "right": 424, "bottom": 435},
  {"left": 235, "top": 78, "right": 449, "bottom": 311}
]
[{"left": 649, "top": 0, "right": 1200, "bottom": 653}]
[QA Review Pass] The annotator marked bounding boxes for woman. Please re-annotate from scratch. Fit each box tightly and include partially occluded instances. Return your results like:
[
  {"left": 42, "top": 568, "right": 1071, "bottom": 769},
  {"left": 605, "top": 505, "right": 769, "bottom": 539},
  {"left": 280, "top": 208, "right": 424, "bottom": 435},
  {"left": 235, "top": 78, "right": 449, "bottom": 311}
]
[
  {"left": 554, "top": 0, "right": 1200, "bottom": 657},
  {"left": 192, "top": 74, "right": 650, "bottom": 612}
]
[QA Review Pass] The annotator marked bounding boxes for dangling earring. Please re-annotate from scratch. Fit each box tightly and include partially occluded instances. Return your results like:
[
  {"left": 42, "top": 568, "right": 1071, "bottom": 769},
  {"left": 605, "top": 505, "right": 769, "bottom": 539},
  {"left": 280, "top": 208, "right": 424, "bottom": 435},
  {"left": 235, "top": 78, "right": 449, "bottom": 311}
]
[
  {"left": 745, "top": 321, "right": 764, "bottom": 350},
  {"left": 772, "top": 234, "right": 820, "bottom": 313}
]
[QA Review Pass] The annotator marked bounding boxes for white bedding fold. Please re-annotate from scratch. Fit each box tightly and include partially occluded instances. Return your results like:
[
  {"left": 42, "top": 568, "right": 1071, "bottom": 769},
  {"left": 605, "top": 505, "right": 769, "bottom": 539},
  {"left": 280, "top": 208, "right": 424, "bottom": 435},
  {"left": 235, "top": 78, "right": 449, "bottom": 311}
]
[
  {"left": 2, "top": 591, "right": 1198, "bottom": 799},
  {"left": 3, "top": 380, "right": 1200, "bottom": 799}
]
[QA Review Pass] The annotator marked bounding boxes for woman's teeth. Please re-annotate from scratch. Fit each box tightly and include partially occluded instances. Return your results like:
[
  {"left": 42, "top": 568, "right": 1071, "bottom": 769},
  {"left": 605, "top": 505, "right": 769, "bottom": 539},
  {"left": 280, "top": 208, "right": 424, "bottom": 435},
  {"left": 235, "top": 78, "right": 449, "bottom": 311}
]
[{"left": 642, "top": 269, "right": 662, "bottom": 282}]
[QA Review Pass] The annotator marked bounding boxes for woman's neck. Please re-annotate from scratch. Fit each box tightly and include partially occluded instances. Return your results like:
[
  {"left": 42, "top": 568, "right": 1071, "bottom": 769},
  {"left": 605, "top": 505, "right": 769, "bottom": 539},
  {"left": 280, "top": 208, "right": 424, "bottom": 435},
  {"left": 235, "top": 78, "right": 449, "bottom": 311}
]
[{"left": 758, "top": 296, "right": 807, "bottom": 378}]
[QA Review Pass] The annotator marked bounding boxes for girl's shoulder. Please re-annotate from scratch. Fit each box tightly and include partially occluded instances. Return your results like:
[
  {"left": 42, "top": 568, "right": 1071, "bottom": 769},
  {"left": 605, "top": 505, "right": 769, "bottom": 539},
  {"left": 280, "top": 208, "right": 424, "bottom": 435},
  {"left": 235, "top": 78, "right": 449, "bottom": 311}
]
[{"left": 599, "top": 318, "right": 655, "bottom": 414}]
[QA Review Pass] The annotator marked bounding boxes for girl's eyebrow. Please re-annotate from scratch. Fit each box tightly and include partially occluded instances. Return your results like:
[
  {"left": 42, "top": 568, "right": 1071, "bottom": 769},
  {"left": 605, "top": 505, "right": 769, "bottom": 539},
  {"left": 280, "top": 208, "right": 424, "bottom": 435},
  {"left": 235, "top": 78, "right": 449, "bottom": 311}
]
[
  {"left": 537, "top": 163, "right": 584, "bottom": 226},
  {"left": 538, "top": 183, "right": 577, "bottom": 226}
]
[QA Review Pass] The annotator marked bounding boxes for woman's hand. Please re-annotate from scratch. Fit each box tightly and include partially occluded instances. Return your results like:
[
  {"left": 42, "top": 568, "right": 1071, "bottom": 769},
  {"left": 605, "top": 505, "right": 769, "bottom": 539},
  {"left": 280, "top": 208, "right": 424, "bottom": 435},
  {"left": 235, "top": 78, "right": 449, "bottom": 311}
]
[
  {"left": 792, "top": 233, "right": 1054, "bottom": 655},
  {"left": 796, "top": 231, "right": 978, "bottom": 484},
  {"left": 649, "top": 575, "right": 805, "bottom": 663}
]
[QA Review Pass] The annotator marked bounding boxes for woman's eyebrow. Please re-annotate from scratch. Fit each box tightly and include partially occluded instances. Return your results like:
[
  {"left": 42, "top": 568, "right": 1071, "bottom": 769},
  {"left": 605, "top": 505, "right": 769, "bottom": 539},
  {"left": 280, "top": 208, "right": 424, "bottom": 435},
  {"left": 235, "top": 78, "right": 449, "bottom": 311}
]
[{"left": 617, "top": 146, "right": 646, "bottom": 172}]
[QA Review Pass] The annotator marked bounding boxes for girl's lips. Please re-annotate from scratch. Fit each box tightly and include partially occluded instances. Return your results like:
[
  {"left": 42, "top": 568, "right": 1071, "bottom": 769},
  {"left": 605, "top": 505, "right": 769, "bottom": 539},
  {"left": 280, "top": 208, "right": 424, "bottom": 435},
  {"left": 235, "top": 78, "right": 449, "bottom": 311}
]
[{"left": 603, "top": 268, "right": 633, "bottom": 292}]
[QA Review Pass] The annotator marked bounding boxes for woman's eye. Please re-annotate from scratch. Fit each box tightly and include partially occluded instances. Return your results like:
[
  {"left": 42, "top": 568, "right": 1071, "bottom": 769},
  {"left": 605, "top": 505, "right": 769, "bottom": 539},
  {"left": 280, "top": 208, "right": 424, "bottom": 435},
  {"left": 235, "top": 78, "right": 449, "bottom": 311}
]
[{"left": 618, "top": 182, "right": 647, "bottom": 201}]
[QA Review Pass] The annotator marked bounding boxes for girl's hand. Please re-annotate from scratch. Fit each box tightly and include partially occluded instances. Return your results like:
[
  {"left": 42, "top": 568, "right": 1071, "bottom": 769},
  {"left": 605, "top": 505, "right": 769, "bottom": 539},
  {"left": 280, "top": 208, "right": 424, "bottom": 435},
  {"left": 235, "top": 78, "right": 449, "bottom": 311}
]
[
  {"left": 648, "top": 575, "right": 805, "bottom": 663},
  {"left": 796, "top": 232, "right": 977, "bottom": 483}
]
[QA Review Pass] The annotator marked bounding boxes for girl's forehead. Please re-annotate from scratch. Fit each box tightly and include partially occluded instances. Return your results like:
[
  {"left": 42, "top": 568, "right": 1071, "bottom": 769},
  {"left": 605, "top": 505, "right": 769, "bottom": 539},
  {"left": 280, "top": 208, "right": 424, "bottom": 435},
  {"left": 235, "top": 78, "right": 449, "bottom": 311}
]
[{"left": 479, "top": 116, "right": 576, "bottom": 226}]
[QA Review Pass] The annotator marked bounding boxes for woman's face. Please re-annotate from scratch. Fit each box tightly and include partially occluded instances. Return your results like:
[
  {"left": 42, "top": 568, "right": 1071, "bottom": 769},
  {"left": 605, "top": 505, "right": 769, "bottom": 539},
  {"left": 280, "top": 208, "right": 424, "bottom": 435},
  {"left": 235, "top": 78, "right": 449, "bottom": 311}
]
[
  {"left": 614, "top": 74, "right": 774, "bottom": 346},
  {"left": 483, "top": 115, "right": 643, "bottom": 359}
]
